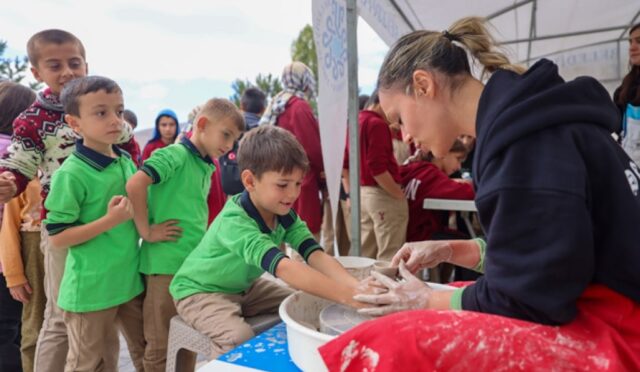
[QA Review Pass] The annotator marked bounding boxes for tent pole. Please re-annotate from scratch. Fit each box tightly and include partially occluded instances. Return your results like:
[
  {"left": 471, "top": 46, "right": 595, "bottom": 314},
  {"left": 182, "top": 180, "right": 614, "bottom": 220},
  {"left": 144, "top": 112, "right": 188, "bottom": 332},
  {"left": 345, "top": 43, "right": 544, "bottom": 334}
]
[
  {"left": 500, "top": 25, "right": 628, "bottom": 45},
  {"left": 526, "top": 0, "right": 537, "bottom": 66},
  {"left": 346, "top": 0, "right": 361, "bottom": 256}
]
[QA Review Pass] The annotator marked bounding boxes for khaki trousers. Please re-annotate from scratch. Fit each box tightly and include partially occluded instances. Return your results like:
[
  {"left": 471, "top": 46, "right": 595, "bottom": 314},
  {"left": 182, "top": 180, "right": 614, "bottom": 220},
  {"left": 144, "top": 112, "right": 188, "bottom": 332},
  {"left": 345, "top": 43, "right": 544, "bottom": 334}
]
[
  {"left": 34, "top": 230, "right": 119, "bottom": 372},
  {"left": 175, "top": 278, "right": 293, "bottom": 359},
  {"left": 20, "top": 231, "right": 45, "bottom": 372},
  {"left": 360, "top": 186, "right": 409, "bottom": 262},
  {"left": 63, "top": 295, "right": 145, "bottom": 372},
  {"left": 143, "top": 274, "right": 195, "bottom": 372}
]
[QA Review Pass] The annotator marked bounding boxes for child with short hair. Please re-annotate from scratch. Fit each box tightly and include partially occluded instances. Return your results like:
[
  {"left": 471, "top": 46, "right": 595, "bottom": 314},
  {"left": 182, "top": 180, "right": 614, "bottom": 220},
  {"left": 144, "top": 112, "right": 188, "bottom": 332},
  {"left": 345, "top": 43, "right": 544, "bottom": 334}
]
[
  {"left": 219, "top": 87, "right": 267, "bottom": 196},
  {"left": 0, "top": 30, "right": 134, "bottom": 371},
  {"left": 401, "top": 140, "right": 475, "bottom": 243},
  {"left": 343, "top": 90, "right": 409, "bottom": 261},
  {"left": 126, "top": 98, "right": 244, "bottom": 372},
  {"left": 169, "top": 125, "right": 365, "bottom": 359},
  {"left": 44, "top": 76, "right": 145, "bottom": 372}
]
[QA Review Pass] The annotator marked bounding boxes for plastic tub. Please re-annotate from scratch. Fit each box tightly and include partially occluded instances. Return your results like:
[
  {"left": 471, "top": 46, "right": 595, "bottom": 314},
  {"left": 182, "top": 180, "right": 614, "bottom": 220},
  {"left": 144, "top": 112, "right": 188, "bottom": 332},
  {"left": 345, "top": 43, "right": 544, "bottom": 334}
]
[{"left": 279, "top": 283, "right": 456, "bottom": 371}]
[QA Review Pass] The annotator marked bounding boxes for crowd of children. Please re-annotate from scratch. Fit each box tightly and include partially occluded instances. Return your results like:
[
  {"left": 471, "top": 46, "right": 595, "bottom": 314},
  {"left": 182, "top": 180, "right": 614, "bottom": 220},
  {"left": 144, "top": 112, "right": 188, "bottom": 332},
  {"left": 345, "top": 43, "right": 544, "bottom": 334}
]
[
  {"left": 9, "top": 15, "right": 635, "bottom": 372},
  {"left": 0, "top": 27, "right": 481, "bottom": 372}
]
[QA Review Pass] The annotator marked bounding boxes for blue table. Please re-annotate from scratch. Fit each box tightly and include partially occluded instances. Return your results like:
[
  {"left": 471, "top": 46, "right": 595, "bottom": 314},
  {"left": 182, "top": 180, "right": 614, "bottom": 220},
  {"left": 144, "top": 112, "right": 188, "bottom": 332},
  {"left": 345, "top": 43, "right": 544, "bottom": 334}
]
[{"left": 218, "top": 322, "right": 301, "bottom": 371}]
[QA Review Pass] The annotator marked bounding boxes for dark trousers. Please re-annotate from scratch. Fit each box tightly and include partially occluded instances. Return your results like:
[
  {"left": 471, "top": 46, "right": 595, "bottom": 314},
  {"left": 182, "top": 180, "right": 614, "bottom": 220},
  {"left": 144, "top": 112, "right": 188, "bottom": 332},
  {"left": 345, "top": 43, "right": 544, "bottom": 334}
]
[{"left": 0, "top": 274, "right": 22, "bottom": 372}]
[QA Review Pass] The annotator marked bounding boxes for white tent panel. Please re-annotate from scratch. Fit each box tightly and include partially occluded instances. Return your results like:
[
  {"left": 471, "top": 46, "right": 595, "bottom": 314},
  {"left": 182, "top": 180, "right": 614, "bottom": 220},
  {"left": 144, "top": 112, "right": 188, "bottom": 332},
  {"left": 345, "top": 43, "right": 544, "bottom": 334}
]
[{"left": 392, "top": 1, "right": 639, "bottom": 73}]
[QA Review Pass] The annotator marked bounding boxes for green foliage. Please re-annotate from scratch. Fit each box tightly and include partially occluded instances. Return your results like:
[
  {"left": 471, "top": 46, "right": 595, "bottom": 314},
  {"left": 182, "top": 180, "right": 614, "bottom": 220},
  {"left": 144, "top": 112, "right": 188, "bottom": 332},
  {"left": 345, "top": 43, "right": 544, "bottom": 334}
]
[
  {"left": 230, "top": 73, "right": 283, "bottom": 107},
  {"left": 0, "top": 40, "right": 42, "bottom": 90},
  {"left": 291, "top": 24, "right": 318, "bottom": 79},
  {"left": 291, "top": 24, "right": 318, "bottom": 114}
]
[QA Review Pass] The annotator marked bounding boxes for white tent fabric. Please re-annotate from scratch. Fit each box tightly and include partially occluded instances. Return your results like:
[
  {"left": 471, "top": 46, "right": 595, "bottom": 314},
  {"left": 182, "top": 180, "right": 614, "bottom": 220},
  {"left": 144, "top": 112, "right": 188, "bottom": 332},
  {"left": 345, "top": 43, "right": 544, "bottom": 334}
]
[
  {"left": 384, "top": 0, "right": 640, "bottom": 91},
  {"left": 313, "top": 0, "right": 640, "bottom": 253}
]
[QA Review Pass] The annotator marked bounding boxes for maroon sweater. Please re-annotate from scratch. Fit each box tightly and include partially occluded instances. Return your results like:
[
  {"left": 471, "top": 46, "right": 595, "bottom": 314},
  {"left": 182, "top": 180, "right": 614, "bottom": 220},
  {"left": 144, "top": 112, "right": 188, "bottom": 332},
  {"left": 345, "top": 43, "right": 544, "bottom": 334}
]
[
  {"left": 344, "top": 110, "right": 400, "bottom": 186},
  {"left": 276, "top": 96, "right": 324, "bottom": 233},
  {"left": 400, "top": 161, "right": 474, "bottom": 242}
]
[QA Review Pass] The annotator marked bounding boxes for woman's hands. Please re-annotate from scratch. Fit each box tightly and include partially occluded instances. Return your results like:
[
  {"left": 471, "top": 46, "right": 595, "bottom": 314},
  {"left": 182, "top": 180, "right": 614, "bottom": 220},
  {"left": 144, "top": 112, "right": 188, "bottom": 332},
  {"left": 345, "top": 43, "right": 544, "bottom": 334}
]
[
  {"left": 391, "top": 241, "right": 453, "bottom": 273},
  {"left": 354, "top": 262, "right": 433, "bottom": 316}
]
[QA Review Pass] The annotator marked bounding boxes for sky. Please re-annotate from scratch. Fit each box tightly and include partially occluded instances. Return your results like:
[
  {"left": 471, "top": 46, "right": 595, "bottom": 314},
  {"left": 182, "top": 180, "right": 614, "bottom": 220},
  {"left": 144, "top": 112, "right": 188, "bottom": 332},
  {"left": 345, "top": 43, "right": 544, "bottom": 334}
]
[{"left": 1, "top": 0, "right": 388, "bottom": 131}]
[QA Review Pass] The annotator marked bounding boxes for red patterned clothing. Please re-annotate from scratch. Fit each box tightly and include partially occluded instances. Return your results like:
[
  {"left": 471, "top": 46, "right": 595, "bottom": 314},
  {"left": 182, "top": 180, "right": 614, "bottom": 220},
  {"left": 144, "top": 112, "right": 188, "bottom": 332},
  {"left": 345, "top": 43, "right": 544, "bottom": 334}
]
[{"left": 0, "top": 88, "right": 134, "bottom": 218}]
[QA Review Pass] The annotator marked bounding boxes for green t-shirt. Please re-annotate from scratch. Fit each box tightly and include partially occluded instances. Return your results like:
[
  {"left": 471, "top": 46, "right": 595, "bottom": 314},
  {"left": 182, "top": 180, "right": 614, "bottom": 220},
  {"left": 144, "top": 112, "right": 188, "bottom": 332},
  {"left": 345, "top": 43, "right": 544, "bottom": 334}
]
[
  {"left": 169, "top": 192, "right": 322, "bottom": 300},
  {"left": 139, "top": 138, "right": 215, "bottom": 275},
  {"left": 44, "top": 141, "right": 143, "bottom": 313}
]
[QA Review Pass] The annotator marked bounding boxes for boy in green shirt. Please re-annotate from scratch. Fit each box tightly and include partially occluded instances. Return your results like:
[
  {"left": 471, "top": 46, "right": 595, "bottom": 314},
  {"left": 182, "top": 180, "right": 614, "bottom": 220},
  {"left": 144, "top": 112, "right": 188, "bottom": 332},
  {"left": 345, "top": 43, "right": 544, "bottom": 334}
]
[
  {"left": 126, "top": 98, "right": 243, "bottom": 372},
  {"left": 169, "top": 125, "right": 366, "bottom": 359},
  {"left": 44, "top": 76, "right": 145, "bottom": 371}
]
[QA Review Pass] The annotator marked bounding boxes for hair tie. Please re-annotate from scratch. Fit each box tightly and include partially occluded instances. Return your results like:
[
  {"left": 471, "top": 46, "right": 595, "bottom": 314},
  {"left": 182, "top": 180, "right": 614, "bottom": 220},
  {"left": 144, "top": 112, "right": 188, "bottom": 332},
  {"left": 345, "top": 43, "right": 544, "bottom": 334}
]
[{"left": 442, "top": 30, "right": 460, "bottom": 42}]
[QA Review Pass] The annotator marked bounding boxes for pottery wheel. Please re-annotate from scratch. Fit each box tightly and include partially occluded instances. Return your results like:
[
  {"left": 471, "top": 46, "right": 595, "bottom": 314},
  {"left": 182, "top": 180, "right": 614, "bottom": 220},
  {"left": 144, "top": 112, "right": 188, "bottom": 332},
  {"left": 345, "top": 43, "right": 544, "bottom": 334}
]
[{"left": 319, "top": 304, "right": 372, "bottom": 336}]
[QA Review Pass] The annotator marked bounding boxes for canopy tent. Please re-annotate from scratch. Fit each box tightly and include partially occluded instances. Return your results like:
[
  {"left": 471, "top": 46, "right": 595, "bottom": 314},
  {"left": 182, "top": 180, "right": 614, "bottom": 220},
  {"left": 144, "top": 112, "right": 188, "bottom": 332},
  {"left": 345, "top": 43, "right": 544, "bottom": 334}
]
[
  {"left": 312, "top": 0, "right": 640, "bottom": 255},
  {"left": 388, "top": 0, "right": 640, "bottom": 91}
]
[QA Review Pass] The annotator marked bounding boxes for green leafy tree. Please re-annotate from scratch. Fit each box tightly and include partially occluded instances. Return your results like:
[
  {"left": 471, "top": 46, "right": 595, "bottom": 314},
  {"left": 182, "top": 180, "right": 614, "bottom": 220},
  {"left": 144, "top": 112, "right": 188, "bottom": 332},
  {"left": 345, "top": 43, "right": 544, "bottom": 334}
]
[
  {"left": 291, "top": 24, "right": 318, "bottom": 113},
  {"left": 0, "top": 40, "right": 42, "bottom": 90},
  {"left": 255, "top": 73, "right": 282, "bottom": 98},
  {"left": 291, "top": 24, "right": 318, "bottom": 79},
  {"left": 230, "top": 73, "right": 282, "bottom": 107}
]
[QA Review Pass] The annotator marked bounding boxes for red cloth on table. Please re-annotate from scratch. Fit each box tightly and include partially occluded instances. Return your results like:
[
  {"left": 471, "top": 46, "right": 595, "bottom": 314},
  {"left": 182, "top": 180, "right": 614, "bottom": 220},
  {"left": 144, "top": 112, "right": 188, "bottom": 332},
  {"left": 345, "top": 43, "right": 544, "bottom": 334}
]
[
  {"left": 275, "top": 96, "right": 324, "bottom": 233},
  {"left": 319, "top": 284, "right": 640, "bottom": 371},
  {"left": 400, "top": 162, "right": 475, "bottom": 242},
  {"left": 207, "top": 158, "right": 226, "bottom": 226}
]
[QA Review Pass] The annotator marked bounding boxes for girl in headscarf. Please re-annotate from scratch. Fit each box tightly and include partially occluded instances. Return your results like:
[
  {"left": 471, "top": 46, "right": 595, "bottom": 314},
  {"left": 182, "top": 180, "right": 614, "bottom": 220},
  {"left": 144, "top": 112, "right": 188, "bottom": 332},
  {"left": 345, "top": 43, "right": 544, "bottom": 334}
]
[
  {"left": 142, "top": 108, "right": 180, "bottom": 161},
  {"left": 260, "top": 62, "right": 324, "bottom": 237}
]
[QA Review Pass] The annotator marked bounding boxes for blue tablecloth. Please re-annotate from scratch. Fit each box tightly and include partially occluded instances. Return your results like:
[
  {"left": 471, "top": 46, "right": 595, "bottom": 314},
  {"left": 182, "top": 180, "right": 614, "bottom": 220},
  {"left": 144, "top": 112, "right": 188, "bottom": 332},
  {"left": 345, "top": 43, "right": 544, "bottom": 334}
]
[{"left": 218, "top": 322, "right": 301, "bottom": 371}]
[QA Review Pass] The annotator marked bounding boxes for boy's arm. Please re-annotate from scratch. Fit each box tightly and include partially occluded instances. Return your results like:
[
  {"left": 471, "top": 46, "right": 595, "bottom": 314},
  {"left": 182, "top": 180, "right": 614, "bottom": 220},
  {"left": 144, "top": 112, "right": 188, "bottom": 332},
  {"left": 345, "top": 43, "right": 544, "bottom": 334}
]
[
  {"left": 275, "top": 258, "right": 365, "bottom": 308},
  {"left": 372, "top": 171, "right": 404, "bottom": 199},
  {"left": 125, "top": 170, "right": 181, "bottom": 242},
  {"left": 49, "top": 196, "right": 132, "bottom": 248}
]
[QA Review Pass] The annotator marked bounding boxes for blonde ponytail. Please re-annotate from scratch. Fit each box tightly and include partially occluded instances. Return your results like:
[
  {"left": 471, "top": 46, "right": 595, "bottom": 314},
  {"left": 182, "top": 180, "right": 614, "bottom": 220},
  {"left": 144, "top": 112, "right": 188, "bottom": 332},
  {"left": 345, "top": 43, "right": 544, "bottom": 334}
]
[
  {"left": 449, "top": 17, "right": 526, "bottom": 78},
  {"left": 377, "top": 17, "right": 525, "bottom": 93}
]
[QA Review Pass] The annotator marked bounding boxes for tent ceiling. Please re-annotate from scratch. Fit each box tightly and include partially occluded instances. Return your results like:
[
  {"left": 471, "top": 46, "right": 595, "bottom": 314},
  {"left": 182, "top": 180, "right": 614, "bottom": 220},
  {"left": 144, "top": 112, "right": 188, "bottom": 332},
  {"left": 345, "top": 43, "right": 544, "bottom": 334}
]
[{"left": 390, "top": 0, "right": 639, "bottom": 63}]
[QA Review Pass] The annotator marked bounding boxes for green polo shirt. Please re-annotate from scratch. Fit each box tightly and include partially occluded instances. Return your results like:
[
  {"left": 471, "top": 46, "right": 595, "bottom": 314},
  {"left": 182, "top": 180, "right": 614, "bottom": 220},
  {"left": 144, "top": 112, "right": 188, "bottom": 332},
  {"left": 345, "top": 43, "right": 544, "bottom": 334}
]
[
  {"left": 44, "top": 140, "right": 143, "bottom": 313},
  {"left": 169, "top": 191, "right": 323, "bottom": 300},
  {"left": 139, "top": 138, "right": 215, "bottom": 275}
]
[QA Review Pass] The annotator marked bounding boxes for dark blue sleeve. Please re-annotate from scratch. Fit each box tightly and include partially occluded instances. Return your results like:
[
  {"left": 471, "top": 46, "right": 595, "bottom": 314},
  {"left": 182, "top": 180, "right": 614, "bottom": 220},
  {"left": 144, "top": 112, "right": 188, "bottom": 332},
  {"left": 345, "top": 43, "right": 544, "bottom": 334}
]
[{"left": 462, "top": 188, "right": 595, "bottom": 325}]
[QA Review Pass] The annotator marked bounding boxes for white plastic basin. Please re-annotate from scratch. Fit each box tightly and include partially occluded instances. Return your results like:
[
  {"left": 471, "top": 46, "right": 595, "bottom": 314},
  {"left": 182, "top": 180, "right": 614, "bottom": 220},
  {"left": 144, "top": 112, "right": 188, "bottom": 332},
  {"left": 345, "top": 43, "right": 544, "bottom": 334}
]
[{"left": 279, "top": 282, "right": 455, "bottom": 371}]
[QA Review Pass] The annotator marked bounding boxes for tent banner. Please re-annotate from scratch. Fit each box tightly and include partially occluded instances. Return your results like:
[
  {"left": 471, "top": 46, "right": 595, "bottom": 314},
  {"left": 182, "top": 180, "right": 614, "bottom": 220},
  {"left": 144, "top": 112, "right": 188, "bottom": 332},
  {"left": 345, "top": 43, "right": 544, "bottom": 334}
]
[{"left": 313, "top": 0, "right": 349, "bottom": 249}]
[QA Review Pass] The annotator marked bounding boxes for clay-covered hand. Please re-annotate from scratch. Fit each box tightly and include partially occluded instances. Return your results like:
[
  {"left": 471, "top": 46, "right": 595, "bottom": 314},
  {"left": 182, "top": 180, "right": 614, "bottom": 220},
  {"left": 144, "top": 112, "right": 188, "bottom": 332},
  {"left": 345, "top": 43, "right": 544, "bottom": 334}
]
[
  {"left": 355, "top": 276, "right": 387, "bottom": 296},
  {"left": 391, "top": 241, "right": 453, "bottom": 273},
  {"left": 353, "top": 262, "right": 432, "bottom": 316}
]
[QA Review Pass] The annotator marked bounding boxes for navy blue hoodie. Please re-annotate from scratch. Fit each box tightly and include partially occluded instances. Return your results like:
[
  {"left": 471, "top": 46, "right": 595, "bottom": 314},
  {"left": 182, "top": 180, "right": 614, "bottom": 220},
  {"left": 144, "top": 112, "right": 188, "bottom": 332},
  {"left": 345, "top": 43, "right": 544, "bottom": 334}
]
[{"left": 462, "top": 59, "right": 640, "bottom": 325}]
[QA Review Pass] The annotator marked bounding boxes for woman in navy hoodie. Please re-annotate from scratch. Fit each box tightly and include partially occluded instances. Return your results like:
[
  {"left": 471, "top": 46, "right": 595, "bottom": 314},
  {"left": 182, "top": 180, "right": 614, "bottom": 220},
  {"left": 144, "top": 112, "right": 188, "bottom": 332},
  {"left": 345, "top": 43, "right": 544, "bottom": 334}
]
[
  {"left": 320, "top": 17, "right": 640, "bottom": 371},
  {"left": 141, "top": 108, "right": 180, "bottom": 161}
]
